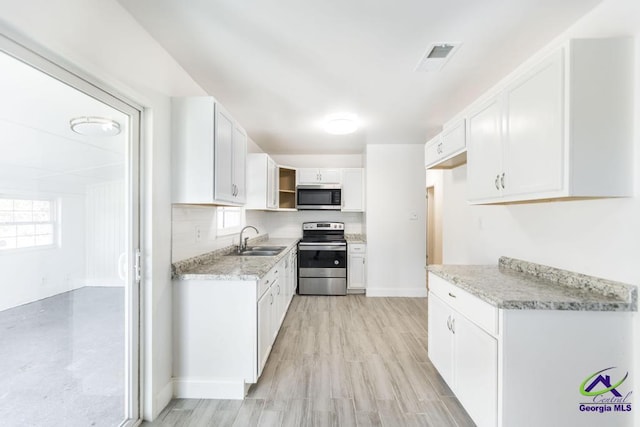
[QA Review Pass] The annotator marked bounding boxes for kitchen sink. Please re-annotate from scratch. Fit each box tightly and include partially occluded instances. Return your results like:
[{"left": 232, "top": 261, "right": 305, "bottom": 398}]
[{"left": 226, "top": 246, "right": 287, "bottom": 256}]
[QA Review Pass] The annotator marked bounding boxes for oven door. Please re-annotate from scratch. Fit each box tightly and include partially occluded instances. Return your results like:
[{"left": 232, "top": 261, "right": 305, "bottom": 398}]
[{"left": 298, "top": 243, "right": 346, "bottom": 278}]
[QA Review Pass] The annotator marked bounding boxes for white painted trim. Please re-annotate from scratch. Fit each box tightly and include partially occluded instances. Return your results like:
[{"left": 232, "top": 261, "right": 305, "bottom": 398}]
[
  {"left": 154, "top": 381, "right": 173, "bottom": 419},
  {"left": 172, "top": 377, "right": 246, "bottom": 400},
  {"left": 366, "top": 288, "right": 428, "bottom": 298}
]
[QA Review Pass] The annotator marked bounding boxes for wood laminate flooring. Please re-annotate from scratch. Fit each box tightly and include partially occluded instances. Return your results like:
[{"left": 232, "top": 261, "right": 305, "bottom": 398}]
[{"left": 144, "top": 295, "right": 475, "bottom": 427}]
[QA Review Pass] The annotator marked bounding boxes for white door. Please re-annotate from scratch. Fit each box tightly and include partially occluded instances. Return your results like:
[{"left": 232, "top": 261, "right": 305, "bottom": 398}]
[
  {"left": 318, "top": 168, "right": 341, "bottom": 183},
  {"left": 342, "top": 169, "right": 364, "bottom": 212},
  {"left": 504, "top": 49, "right": 564, "bottom": 198},
  {"left": 232, "top": 124, "right": 247, "bottom": 202},
  {"left": 348, "top": 253, "right": 366, "bottom": 289},
  {"left": 427, "top": 293, "right": 454, "bottom": 387},
  {"left": 454, "top": 314, "right": 498, "bottom": 427},
  {"left": 0, "top": 38, "right": 141, "bottom": 426},
  {"left": 467, "top": 96, "right": 504, "bottom": 202},
  {"left": 297, "top": 168, "right": 321, "bottom": 184},
  {"left": 257, "top": 289, "right": 273, "bottom": 377},
  {"left": 267, "top": 157, "right": 277, "bottom": 209},
  {"left": 214, "top": 105, "right": 235, "bottom": 202}
]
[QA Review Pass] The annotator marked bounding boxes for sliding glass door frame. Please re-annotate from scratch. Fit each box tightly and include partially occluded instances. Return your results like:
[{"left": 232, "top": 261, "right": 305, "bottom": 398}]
[{"left": 0, "top": 29, "right": 143, "bottom": 426}]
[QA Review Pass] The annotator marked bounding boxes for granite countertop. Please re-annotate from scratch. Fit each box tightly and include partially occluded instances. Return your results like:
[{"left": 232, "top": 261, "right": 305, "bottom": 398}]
[
  {"left": 428, "top": 257, "right": 637, "bottom": 312},
  {"left": 345, "top": 234, "right": 366, "bottom": 243},
  {"left": 172, "top": 237, "right": 299, "bottom": 281}
]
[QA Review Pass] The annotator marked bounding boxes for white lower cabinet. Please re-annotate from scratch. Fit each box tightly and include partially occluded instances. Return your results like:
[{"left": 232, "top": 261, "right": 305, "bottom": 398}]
[
  {"left": 428, "top": 291, "right": 497, "bottom": 427},
  {"left": 428, "top": 272, "right": 634, "bottom": 427},
  {"left": 173, "top": 247, "right": 296, "bottom": 399},
  {"left": 347, "top": 243, "right": 366, "bottom": 291}
]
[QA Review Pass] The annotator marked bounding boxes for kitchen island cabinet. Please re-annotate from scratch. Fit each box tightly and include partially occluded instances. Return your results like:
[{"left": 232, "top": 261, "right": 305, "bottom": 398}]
[{"left": 428, "top": 257, "right": 636, "bottom": 427}]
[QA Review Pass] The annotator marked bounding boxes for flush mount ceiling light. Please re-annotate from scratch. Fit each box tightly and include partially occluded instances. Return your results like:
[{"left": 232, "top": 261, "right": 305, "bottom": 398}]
[
  {"left": 70, "top": 116, "right": 121, "bottom": 137},
  {"left": 324, "top": 113, "right": 359, "bottom": 135}
]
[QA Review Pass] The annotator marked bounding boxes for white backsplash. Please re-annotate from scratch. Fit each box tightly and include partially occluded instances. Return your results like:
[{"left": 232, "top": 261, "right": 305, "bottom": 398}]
[
  {"left": 172, "top": 206, "right": 361, "bottom": 262},
  {"left": 259, "top": 210, "right": 364, "bottom": 238}
]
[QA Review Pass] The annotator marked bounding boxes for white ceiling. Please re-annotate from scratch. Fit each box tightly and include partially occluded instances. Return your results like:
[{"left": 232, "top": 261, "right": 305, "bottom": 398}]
[
  {"left": 118, "top": 0, "right": 601, "bottom": 154},
  {"left": 0, "top": 51, "right": 128, "bottom": 193}
]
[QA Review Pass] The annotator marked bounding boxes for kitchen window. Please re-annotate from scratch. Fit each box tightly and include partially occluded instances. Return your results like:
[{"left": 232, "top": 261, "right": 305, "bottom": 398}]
[
  {"left": 216, "top": 206, "right": 243, "bottom": 236},
  {"left": 0, "top": 197, "right": 56, "bottom": 251}
]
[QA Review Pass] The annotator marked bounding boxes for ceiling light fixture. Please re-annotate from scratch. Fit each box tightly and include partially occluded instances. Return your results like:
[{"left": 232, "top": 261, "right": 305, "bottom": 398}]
[
  {"left": 324, "top": 113, "right": 358, "bottom": 135},
  {"left": 70, "top": 116, "right": 121, "bottom": 137}
]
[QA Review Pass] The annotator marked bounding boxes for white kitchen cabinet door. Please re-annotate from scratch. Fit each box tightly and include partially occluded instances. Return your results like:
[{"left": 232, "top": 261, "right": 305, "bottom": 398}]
[
  {"left": 503, "top": 49, "right": 564, "bottom": 198},
  {"left": 466, "top": 96, "right": 504, "bottom": 202},
  {"left": 341, "top": 168, "right": 364, "bottom": 212},
  {"left": 425, "top": 120, "right": 467, "bottom": 169},
  {"left": 214, "top": 104, "right": 235, "bottom": 203},
  {"left": 424, "top": 134, "right": 442, "bottom": 168},
  {"left": 232, "top": 124, "right": 247, "bottom": 203},
  {"left": 297, "top": 168, "right": 342, "bottom": 184},
  {"left": 347, "top": 253, "right": 366, "bottom": 290},
  {"left": 318, "top": 168, "right": 341, "bottom": 183},
  {"left": 427, "top": 293, "right": 454, "bottom": 387},
  {"left": 267, "top": 157, "right": 278, "bottom": 209},
  {"left": 257, "top": 287, "right": 273, "bottom": 377},
  {"left": 453, "top": 313, "right": 498, "bottom": 427}
]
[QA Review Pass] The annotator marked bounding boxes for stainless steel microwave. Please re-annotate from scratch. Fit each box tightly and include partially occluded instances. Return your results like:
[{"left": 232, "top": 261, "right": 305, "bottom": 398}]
[{"left": 296, "top": 185, "right": 342, "bottom": 210}]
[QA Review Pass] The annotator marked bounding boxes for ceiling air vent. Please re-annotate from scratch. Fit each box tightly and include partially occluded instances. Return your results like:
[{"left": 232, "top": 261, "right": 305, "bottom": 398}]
[{"left": 415, "top": 42, "right": 461, "bottom": 72}]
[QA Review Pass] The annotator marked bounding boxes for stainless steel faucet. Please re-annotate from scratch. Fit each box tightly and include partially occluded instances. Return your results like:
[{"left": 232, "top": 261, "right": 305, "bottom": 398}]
[{"left": 238, "top": 225, "right": 259, "bottom": 253}]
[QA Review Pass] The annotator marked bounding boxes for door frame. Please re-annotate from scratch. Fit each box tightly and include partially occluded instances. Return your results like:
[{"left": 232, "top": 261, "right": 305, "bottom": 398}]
[{"left": 0, "top": 30, "right": 143, "bottom": 426}]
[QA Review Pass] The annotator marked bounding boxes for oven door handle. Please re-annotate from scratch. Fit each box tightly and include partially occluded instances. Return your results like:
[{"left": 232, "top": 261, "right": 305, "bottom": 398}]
[{"left": 298, "top": 244, "right": 347, "bottom": 251}]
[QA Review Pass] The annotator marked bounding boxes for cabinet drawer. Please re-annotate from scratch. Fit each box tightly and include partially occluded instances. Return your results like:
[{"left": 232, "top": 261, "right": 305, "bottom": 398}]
[
  {"left": 348, "top": 243, "right": 366, "bottom": 254},
  {"left": 429, "top": 273, "right": 498, "bottom": 336},
  {"left": 258, "top": 267, "right": 279, "bottom": 298}
]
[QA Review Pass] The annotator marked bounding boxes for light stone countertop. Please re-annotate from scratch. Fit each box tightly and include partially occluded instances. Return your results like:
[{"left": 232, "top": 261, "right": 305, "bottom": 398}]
[
  {"left": 172, "top": 237, "right": 299, "bottom": 281},
  {"left": 428, "top": 257, "right": 637, "bottom": 312},
  {"left": 345, "top": 234, "right": 366, "bottom": 243}
]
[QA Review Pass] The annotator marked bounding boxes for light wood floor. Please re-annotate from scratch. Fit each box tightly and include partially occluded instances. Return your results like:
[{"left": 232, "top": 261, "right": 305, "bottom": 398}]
[{"left": 143, "top": 295, "right": 475, "bottom": 426}]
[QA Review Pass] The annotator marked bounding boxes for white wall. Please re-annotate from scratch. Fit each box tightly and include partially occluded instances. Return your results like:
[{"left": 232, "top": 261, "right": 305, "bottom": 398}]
[
  {"left": 436, "top": 0, "right": 640, "bottom": 421},
  {"left": 365, "top": 144, "right": 426, "bottom": 297},
  {"left": 261, "top": 210, "right": 364, "bottom": 238},
  {"left": 0, "top": 193, "right": 85, "bottom": 312},
  {"left": 0, "top": 0, "right": 206, "bottom": 420}
]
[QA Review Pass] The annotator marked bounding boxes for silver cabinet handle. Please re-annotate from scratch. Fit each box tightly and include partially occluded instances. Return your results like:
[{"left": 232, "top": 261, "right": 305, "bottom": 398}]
[
  {"left": 494, "top": 174, "right": 500, "bottom": 190},
  {"left": 448, "top": 292, "right": 456, "bottom": 298},
  {"left": 451, "top": 318, "right": 456, "bottom": 334},
  {"left": 277, "top": 284, "right": 280, "bottom": 295},
  {"left": 500, "top": 172, "right": 505, "bottom": 189},
  {"left": 446, "top": 315, "right": 451, "bottom": 331}
]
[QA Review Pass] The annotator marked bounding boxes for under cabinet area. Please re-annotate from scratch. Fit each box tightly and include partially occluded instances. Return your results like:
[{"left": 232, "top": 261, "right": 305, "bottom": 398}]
[
  {"left": 173, "top": 245, "right": 297, "bottom": 399},
  {"left": 466, "top": 37, "right": 633, "bottom": 204},
  {"left": 172, "top": 96, "right": 247, "bottom": 205}
]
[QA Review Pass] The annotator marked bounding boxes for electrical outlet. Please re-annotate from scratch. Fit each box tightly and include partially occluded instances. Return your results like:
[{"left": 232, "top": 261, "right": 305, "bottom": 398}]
[{"left": 195, "top": 225, "right": 202, "bottom": 242}]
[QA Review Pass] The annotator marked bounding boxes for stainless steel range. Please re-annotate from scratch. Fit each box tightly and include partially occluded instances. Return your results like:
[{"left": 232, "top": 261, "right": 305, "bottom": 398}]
[{"left": 298, "top": 222, "right": 347, "bottom": 296}]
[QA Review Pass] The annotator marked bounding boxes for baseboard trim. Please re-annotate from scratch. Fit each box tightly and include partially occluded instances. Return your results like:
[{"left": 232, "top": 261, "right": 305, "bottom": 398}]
[
  {"left": 366, "top": 288, "right": 428, "bottom": 298},
  {"left": 155, "top": 381, "right": 173, "bottom": 417},
  {"left": 173, "top": 377, "right": 246, "bottom": 400}
]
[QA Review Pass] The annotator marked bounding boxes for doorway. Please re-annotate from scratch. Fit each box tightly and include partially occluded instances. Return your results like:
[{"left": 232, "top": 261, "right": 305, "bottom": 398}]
[
  {"left": 426, "top": 185, "right": 442, "bottom": 287},
  {"left": 0, "top": 35, "right": 141, "bottom": 426}
]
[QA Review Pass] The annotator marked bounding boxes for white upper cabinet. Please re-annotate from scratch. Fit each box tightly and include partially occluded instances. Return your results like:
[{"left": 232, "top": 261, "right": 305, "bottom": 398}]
[
  {"left": 246, "top": 153, "right": 278, "bottom": 210},
  {"left": 425, "top": 119, "right": 467, "bottom": 169},
  {"left": 341, "top": 168, "right": 365, "bottom": 212},
  {"left": 171, "top": 96, "right": 247, "bottom": 205},
  {"left": 297, "top": 168, "right": 341, "bottom": 184},
  {"left": 466, "top": 37, "right": 633, "bottom": 204}
]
